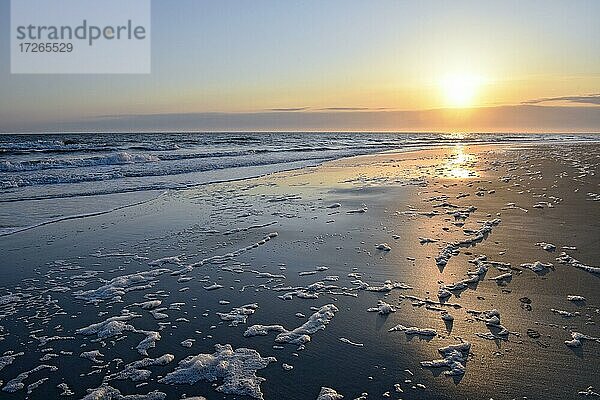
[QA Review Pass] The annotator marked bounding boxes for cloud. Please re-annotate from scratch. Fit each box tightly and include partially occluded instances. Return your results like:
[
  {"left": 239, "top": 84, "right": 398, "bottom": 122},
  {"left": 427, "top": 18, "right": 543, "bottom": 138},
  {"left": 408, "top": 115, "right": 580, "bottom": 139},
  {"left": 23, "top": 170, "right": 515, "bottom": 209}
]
[
  {"left": 2, "top": 105, "right": 599, "bottom": 133},
  {"left": 267, "top": 107, "right": 310, "bottom": 111},
  {"left": 317, "top": 107, "right": 391, "bottom": 111},
  {"left": 265, "top": 106, "right": 392, "bottom": 112},
  {"left": 522, "top": 94, "right": 600, "bottom": 105}
]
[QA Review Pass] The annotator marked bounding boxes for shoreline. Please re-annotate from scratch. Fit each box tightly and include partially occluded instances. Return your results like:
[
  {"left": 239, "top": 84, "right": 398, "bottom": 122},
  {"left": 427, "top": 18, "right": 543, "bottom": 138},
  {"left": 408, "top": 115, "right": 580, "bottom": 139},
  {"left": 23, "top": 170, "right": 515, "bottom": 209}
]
[
  {"left": 0, "top": 141, "right": 598, "bottom": 399},
  {"left": 2, "top": 138, "right": 599, "bottom": 237}
]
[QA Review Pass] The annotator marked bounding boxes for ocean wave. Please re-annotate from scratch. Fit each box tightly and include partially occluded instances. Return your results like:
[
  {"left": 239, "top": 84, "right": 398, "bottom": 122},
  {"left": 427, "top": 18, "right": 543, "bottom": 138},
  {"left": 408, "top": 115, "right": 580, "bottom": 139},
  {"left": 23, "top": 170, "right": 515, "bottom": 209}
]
[
  {"left": 0, "top": 144, "right": 394, "bottom": 173},
  {"left": 1, "top": 132, "right": 598, "bottom": 198},
  {"left": 0, "top": 151, "right": 160, "bottom": 172},
  {"left": 0, "top": 147, "right": 371, "bottom": 190}
]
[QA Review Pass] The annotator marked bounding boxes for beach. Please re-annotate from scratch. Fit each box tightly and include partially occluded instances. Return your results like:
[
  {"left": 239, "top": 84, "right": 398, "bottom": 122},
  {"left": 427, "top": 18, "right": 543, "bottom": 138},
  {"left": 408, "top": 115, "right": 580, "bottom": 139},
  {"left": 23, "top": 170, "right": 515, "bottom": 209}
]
[{"left": 0, "top": 140, "right": 599, "bottom": 400}]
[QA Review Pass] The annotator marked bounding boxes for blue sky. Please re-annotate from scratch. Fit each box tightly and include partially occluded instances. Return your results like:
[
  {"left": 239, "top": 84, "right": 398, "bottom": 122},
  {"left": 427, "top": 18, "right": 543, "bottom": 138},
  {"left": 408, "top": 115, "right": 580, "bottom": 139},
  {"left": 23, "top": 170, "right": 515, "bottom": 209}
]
[{"left": 0, "top": 0, "right": 599, "bottom": 132}]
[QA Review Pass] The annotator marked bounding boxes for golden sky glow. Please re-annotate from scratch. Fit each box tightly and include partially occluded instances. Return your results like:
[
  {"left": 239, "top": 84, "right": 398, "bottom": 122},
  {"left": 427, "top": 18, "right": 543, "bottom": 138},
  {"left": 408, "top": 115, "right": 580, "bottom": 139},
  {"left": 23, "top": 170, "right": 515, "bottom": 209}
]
[
  {"left": 0, "top": 0, "right": 598, "bottom": 132},
  {"left": 440, "top": 74, "right": 486, "bottom": 108}
]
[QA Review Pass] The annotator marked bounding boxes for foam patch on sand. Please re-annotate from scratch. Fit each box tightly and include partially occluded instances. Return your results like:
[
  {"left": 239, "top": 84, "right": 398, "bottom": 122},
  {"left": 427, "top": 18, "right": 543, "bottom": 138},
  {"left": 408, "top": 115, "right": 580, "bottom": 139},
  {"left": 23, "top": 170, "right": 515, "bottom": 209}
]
[
  {"left": 135, "top": 300, "right": 162, "bottom": 310},
  {"left": 0, "top": 293, "right": 29, "bottom": 320},
  {"left": 159, "top": 344, "right": 276, "bottom": 399},
  {"left": 80, "top": 350, "right": 104, "bottom": 364},
  {"left": 420, "top": 342, "right": 471, "bottom": 376},
  {"left": 2, "top": 364, "right": 58, "bottom": 393},
  {"left": 181, "top": 338, "right": 195, "bottom": 348},
  {"left": 435, "top": 219, "right": 501, "bottom": 267},
  {"left": 243, "top": 324, "right": 286, "bottom": 337},
  {"left": 535, "top": 242, "right": 556, "bottom": 252},
  {"left": 578, "top": 386, "right": 600, "bottom": 397},
  {"left": 339, "top": 337, "right": 363, "bottom": 347},
  {"left": 185, "top": 232, "right": 279, "bottom": 270},
  {"left": 275, "top": 281, "right": 350, "bottom": 301},
  {"left": 105, "top": 354, "right": 174, "bottom": 382},
  {"left": 375, "top": 243, "right": 392, "bottom": 251},
  {"left": 136, "top": 330, "right": 161, "bottom": 356},
  {"left": 521, "top": 261, "right": 553, "bottom": 274},
  {"left": 217, "top": 304, "right": 259, "bottom": 326},
  {"left": 467, "top": 309, "right": 510, "bottom": 337},
  {"left": 76, "top": 311, "right": 161, "bottom": 355},
  {"left": 439, "top": 255, "right": 489, "bottom": 296},
  {"left": 26, "top": 378, "right": 48, "bottom": 395},
  {"left": 367, "top": 300, "right": 396, "bottom": 315},
  {"left": 76, "top": 312, "right": 140, "bottom": 339},
  {"left": 389, "top": 325, "right": 437, "bottom": 337},
  {"left": 149, "top": 307, "right": 169, "bottom": 319},
  {"left": 272, "top": 304, "right": 338, "bottom": 346},
  {"left": 551, "top": 309, "right": 579, "bottom": 318},
  {"left": 245, "top": 304, "right": 338, "bottom": 347},
  {"left": 223, "top": 221, "right": 278, "bottom": 235},
  {"left": 57, "top": 383, "right": 73, "bottom": 396},
  {"left": 435, "top": 244, "right": 460, "bottom": 268},
  {"left": 489, "top": 272, "right": 512, "bottom": 282},
  {"left": 401, "top": 294, "right": 462, "bottom": 310},
  {"left": 564, "top": 332, "right": 600, "bottom": 348},
  {"left": 74, "top": 269, "right": 170, "bottom": 304},
  {"left": 148, "top": 256, "right": 182, "bottom": 267},
  {"left": 203, "top": 283, "right": 224, "bottom": 291},
  {"left": 317, "top": 386, "right": 344, "bottom": 399},
  {"left": 557, "top": 252, "right": 600, "bottom": 274},
  {"left": 0, "top": 352, "right": 24, "bottom": 372},
  {"left": 365, "top": 280, "right": 412, "bottom": 293},
  {"left": 82, "top": 384, "right": 167, "bottom": 400}
]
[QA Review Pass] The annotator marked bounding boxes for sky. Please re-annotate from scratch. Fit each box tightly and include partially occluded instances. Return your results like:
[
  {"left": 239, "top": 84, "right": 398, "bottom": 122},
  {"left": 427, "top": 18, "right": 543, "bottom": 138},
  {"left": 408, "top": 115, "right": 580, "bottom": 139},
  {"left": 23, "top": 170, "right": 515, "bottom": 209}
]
[{"left": 0, "top": 0, "right": 599, "bottom": 133}]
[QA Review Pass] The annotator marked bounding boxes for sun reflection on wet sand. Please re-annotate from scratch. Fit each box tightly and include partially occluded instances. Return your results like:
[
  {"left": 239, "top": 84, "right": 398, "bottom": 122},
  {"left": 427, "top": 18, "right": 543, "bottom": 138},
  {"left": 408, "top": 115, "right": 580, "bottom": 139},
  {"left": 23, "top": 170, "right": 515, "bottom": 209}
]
[{"left": 444, "top": 145, "right": 477, "bottom": 179}]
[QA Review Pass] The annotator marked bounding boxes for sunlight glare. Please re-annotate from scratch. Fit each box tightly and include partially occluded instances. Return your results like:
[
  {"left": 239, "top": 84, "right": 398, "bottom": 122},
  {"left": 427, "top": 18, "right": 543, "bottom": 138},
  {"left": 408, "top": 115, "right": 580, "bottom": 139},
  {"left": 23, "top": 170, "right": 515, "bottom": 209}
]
[
  {"left": 445, "top": 145, "right": 477, "bottom": 178},
  {"left": 441, "top": 74, "right": 484, "bottom": 108}
]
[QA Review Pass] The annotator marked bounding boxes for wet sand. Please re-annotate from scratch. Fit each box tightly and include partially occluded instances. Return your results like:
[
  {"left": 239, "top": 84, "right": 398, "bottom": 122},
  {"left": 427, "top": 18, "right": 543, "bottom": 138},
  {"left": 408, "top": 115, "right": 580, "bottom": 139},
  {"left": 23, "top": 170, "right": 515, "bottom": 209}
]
[{"left": 1, "top": 142, "right": 599, "bottom": 400}]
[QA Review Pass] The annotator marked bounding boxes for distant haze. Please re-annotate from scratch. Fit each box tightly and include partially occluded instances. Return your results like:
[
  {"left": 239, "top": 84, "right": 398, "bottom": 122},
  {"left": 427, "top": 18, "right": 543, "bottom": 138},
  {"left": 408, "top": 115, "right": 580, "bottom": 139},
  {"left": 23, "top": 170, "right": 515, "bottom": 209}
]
[{"left": 1, "top": 106, "right": 597, "bottom": 134}]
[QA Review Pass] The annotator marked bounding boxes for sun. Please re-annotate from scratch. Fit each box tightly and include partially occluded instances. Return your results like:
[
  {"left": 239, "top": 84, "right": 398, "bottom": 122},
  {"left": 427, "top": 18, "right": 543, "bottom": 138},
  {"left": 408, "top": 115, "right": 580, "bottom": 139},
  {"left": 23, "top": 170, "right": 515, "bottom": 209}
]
[{"left": 441, "top": 74, "right": 484, "bottom": 108}]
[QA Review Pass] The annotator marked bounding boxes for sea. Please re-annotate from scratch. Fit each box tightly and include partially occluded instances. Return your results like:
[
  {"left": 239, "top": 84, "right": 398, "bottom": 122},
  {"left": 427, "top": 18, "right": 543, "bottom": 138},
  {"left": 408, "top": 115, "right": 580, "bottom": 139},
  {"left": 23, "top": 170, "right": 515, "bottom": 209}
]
[{"left": 0, "top": 132, "right": 597, "bottom": 234}]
